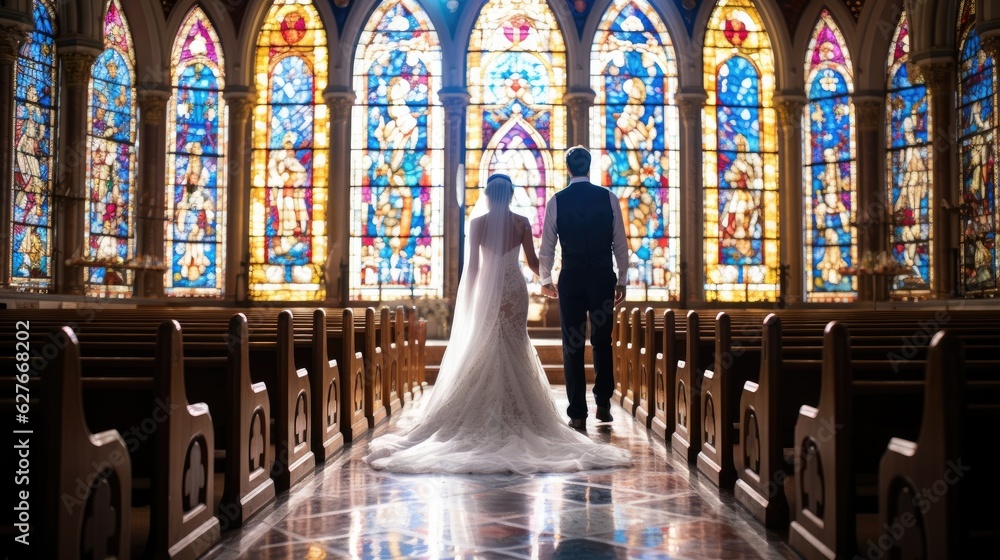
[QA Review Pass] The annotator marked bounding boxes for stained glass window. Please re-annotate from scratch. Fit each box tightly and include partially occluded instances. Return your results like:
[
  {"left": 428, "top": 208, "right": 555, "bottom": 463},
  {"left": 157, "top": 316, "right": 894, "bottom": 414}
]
[
  {"left": 885, "top": 12, "right": 932, "bottom": 293},
  {"left": 85, "top": 0, "right": 137, "bottom": 297},
  {"left": 466, "top": 0, "right": 567, "bottom": 285},
  {"left": 957, "top": 0, "right": 998, "bottom": 293},
  {"left": 803, "top": 10, "right": 857, "bottom": 302},
  {"left": 250, "top": 0, "right": 329, "bottom": 301},
  {"left": 350, "top": 0, "right": 443, "bottom": 300},
  {"left": 703, "top": 0, "right": 779, "bottom": 302},
  {"left": 9, "top": 0, "right": 57, "bottom": 291},
  {"left": 591, "top": 0, "right": 679, "bottom": 302},
  {"left": 165, "top": 7, "right": 227, "bottom": 297}
]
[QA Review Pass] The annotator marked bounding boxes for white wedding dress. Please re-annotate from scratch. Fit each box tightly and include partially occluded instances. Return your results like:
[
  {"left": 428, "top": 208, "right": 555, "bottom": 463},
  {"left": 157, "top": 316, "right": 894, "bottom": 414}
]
[{"left": 364, "top": 209, "right": 632, "bottom": 474}]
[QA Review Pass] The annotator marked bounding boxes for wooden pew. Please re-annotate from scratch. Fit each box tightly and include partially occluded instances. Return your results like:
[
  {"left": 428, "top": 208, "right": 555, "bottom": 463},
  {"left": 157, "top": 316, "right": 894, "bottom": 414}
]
[
  {"left": 878, "top": 331, "right": 1000, "bottom": 557},
  {"left": 634, "top": 308, "right": 657, "bottom": 428},
  {"left": 787, "top": 322, "right": 1000, "bottom": 559},
  {"left": 219, "top": 314, "right": 276, "bottom": 530},
  {"left": 734, "top": 314, "right": 789, "bottom": 528},
  {"left": 310, "top": 309, "right": 345, "bottom": 462},
  {"left": 407, "top": 306, "right": 423, "bottom": 398},
  {"left": 378, "top": 306, "right": 400, "bottom": 418},
  {"left": 698, "top": 312, "right": 737, "bottom": 487},
  {"left": 622, "top": 308, "right": 641, "bottom": 416},
  {"left": 395, "top": 305, "right": 413, "bottom": 403},
  {"left": 788, "top": 321, "right": 853, "bottom": 559},
  {"left": 42, "top": 326, "right": 132, "bottom": 559},
  {"left": 650, "top": 309, "right": 676, "bottom": 440},
  {"left": 272, "top": 311, "right": 315, "bottom": 492},
  {"left": 19, "top": 321, "right": 222, "bottom": 558},
  {"left": 671, "top": 311, "right": 714, "bottom": 462},
  {"left": 613, "top": 307, "right": 629, "bottom": 406},
  {"left": 151, "top": 321, "right": 221, "bottom": 558},
  {"left": 414, "top": 314, "right": 428, "bottom": 392},
  {"left": 0, "top": 307, "right": 372, "bottom": 447},
  {"left": 392, "top": 305, "right": 420, "bottom": 400}
]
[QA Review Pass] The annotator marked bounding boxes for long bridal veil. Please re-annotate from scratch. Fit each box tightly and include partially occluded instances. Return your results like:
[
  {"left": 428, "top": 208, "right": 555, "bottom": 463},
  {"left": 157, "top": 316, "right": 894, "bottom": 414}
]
[
  {"left": 364, "top": 175, "right": 632, "bottom": 474},
  {"left": 409, "top": 177, "right": 517, "bottom": 420}
]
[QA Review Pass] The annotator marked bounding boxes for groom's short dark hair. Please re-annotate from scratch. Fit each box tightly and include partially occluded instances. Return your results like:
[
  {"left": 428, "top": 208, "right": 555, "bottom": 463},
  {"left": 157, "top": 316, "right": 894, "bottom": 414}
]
[{"left": 566, "top": 146, "right": 591, "bottom": 177}]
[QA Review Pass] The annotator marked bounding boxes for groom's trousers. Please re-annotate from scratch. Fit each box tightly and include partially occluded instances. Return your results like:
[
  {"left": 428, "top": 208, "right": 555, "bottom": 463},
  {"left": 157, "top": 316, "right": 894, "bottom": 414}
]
[{"left": 557, "top": 268, "right": 617, "bottom": 420}]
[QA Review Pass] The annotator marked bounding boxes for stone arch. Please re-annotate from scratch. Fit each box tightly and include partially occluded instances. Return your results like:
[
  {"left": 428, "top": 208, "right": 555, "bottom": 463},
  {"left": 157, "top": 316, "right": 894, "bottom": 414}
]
[
  {"left": 236, "top": 0, "right": 339, "bottom": 91},
  {"left": 163, "top": 0, "right": 240, "bottom": 87},
  {"left": 582, "top": 0, "right": 695, "bottom": 90},
  {"left": 336, "top": 0, "right": 453, "bottom": 89},
  {"left": 691, "top": 0, "right": 796, "bottom": 93}
]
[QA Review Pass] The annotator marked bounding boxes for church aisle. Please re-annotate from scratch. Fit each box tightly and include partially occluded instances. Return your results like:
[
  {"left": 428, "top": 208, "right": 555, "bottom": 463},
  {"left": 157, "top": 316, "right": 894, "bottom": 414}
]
[{"left": 204, "top": 388, "right": 797, "bottom": 560}]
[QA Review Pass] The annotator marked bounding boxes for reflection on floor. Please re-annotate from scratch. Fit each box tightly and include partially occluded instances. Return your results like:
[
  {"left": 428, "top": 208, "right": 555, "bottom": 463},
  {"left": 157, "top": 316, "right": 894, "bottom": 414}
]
[{"left": 204, "top": 387, "right": 797, "bottom": 559}]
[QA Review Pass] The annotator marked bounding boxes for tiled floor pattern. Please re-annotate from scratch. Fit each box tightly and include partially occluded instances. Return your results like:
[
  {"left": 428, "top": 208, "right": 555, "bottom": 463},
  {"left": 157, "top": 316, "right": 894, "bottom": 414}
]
[{"left": 204, "top": 388, "right": 797, "bottom": 559}]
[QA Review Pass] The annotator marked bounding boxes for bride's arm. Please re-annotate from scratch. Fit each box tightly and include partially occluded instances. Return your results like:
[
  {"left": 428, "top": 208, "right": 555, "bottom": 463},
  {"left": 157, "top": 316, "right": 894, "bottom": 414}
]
[{"left": 520, "top": 217, "right": 540, "bottom": 278}]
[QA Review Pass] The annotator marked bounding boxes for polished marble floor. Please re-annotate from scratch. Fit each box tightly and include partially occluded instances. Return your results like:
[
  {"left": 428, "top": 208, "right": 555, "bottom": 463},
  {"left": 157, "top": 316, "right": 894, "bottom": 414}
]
[{"left": 204, "top": 388, "right": 797, "bottom": 560}]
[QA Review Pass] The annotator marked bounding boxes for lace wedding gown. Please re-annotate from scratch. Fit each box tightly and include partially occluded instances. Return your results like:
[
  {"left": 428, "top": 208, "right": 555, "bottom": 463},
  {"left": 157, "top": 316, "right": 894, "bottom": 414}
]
[{"left": 364, "top": 245, "right": 632, "bottom": 474}]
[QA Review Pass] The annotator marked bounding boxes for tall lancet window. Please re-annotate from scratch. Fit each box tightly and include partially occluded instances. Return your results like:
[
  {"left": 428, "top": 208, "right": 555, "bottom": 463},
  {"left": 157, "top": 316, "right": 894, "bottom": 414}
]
[
  {"left": 351, "top": 0, "right": 444, "bottom": 300},
  {"left": 466, "top": 0, "right": 567, "bottom": 284},
  {"left": 165, "top": 7, "right": 228, "bottom": 297},
  {"left": 885, "top": 12, "right": 932, "bottom": 293},
  {"left": 957, "top": 0, "right": 998, "bottom": 293},
  {"left": 250, "top": 0, "right": 329, "bottom": 301},
  {"left": 591, "top": 0, "right": 679, "bottom": 301},
  {"left": 703, "top": 0, "right": 779, "bottom": 302},
  {"left": 10, "top": 0, "right": 57, "bottom": 290},
  {"left": 85, "top": 0, "right": 138, "bottom": 297},
  {"left": 803, "top": 10, "right": 857, "bottom": 302}
]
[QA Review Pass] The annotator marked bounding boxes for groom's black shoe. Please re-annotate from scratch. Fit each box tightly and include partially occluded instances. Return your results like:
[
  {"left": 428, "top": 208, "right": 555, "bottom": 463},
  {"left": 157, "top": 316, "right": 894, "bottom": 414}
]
[
  {"left": 596, "top": 407, "right": 614, "bottom": 423},
  {"left": 568, "top": 418, "right": 586, "bottom": 430}
]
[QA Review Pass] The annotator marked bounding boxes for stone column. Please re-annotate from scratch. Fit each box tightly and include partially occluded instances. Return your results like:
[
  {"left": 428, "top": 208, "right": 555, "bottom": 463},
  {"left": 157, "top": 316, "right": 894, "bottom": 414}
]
[
  {"left": 224, "top": 88, "right": 254, "bottom": 302},
  {"left": 563, "top": 88, "right": 595, "bottom": 149},
  {"left": 438, "top": 88, "right": 470, "bottom": 302},
  {"left": 676, "top": 91, "right": 705, "bottom": 305},
  {"left": 915, "top": 58, "right": 956, "bottom": 299},
  {"left": 775, "top": 96, "right": 806, "bottom": 305},
  {"left": 324, "top": 87, "right": 355, "bottom": 305},
  {"left": 136, "top": 88, "right": 170, "bottom": 298},
  {"left": 54, "top": 49, "right": 98, "bottom": 295},
  {"left": 853, "top": 96, "right": 886, "bottom": 302},
  {"left": 0, "top": 25, "right": 26, "bottom": 285}
]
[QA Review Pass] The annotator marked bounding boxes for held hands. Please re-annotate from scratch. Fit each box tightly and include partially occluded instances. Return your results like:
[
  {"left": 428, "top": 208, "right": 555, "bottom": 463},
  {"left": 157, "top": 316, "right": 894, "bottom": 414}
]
[
  {"left": 540, "top": 283, "right": 558, "bottom": 299},
  {"left": 614, "top": 285, "right": 626, "bottom": 306}
]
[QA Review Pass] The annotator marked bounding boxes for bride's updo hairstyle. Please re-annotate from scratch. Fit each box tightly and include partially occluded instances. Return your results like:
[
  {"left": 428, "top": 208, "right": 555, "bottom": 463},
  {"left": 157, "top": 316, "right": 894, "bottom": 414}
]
[{"left": 485, "top": 173, "right": 514, "bottom": 210}]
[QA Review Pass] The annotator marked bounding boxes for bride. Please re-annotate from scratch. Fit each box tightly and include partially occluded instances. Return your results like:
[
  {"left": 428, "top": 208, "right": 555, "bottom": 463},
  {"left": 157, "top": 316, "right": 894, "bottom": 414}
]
[{"left": 364, "top": 174, "right": 632, "bottom": 473}]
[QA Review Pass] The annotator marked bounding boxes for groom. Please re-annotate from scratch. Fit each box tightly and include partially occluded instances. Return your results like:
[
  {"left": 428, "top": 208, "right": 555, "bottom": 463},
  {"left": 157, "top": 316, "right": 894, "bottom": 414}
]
[{"left": 539, "top": 146, "right": 628, "bottom": 430}]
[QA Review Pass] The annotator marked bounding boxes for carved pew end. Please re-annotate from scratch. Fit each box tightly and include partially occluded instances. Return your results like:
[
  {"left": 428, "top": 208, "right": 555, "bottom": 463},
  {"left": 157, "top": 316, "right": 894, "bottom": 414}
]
[
  {"left": 44, "top": 326, "right": 132, "bottom": 560},
  {"left": 272, "top": 311, "right": 316, "bottom": 493},
  {"left": 220, "top": 314, "right": 275, "bottom": 530}
]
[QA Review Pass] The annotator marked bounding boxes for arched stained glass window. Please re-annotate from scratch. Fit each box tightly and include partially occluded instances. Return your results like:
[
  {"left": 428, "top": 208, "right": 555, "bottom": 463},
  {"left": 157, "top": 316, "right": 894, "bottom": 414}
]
[
  {"left": 885, "top": 12, "right": 932, "bottom": 293},
  {"left": 703, "top": 0, "right": 779, "bottom": 302},
  {"left": 803, "top": 10, "right": 857, "bottom": 302},
  {"left": 591, "top": 0, "right": 679, "bottom": 301},
  {"left": 10, "top": 0, "right": 57, "bottom": 291},
  {"left": 165, "top": 7, "right": 227, "bottom": 297},
  {"left": 250, "top": 0, "right": 329, "bottom": 301},
  {"left": 466, "top": 0, "right": 567, "bottom": 284},
  {"left": 957, "top": 0, "right": 998, "bottom": 293},
  {"left": 85, "top": 0, "right": 137, "bottom": 297},
  {"left": 350, "top": 0, "right": 443, "bottom": 300}
]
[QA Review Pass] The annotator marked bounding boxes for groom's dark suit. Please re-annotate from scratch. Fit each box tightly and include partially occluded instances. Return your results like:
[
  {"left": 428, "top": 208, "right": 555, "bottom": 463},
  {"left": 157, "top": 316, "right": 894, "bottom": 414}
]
[{"left": 539, "top": 178, "right": 629, "bottom": 421}]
